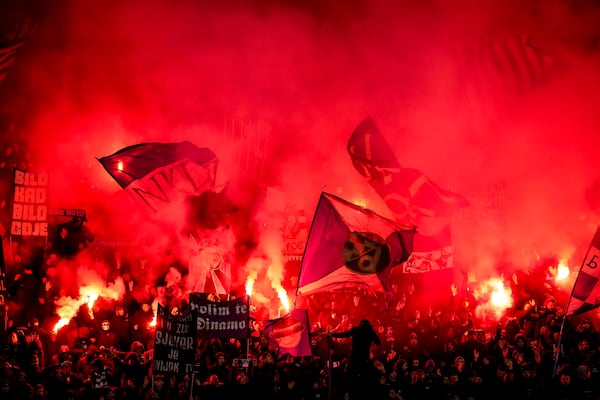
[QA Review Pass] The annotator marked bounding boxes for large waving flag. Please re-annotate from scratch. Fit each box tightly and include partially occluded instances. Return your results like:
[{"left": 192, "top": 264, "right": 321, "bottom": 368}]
[
  {"left": 296, "top": 192, "right": 415, "bottom": 296},
  {"left": 566, "top": 227, "right": 600, "bottom": 316},
  {"left": 97, "top": 141, "right": 218, "bottom": 211},
  {"left": 347, "top": 117, "right": 468, "bottom": 273}
]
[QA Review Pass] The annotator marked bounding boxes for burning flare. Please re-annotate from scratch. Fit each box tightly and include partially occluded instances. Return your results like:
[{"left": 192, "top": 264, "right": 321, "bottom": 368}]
[
  {"left": 274, "top": 284, "right": 290, "bottom": 315},
  {"left": 245, "top": 271, "right": 257, "bottom": 296},
  {"left": 475, "top": 277, "right": 514, "bottom": 320},
  {"left": 53, "top": 279, "right": 125, "bottom": 333},
  {"left": 554, "top": 262, "right": 570, "bottom": 282}
]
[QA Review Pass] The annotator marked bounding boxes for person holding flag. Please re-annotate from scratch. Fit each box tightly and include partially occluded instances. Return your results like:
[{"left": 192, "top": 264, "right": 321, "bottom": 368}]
[{"left": 553, "top": 226, "right": 600, "bottom": 377}]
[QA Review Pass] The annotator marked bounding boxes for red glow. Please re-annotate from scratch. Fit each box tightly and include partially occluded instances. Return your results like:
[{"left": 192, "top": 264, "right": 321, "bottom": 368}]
[
  {"left": 2, "top": 1, "right": 600, "bottom": 337},
  {"left": 53, "top": 273, "right": 125, "bottom": 333},
  {"left": 245, "top": 272, "right": 257, "bottom": 296},
  {"left": 555, "top": 262, "right": 571, "bottom": 282},
  {"left": 149, "top": 312, "right": 157, "bottom": 329},
  {"left": 476, "top": 277, "right": 513, "bottom": 320},
  {"left": 275, "top": 285, "right": 290, "bottom": 314}
]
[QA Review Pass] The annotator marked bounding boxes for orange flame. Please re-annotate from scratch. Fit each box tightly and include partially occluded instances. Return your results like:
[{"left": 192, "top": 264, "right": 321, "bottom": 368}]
[
  {"left": 53, "top": 318, "right": 70, "bottom": 334},
  {"left": 245, "top": 272, "right": 257, "bottom": 296},
  {"left": 80, "top": 286, "right": 100, "bottom": 319},
  {"left": 555, "top": 262, "right": 570, "bottom": 282},
  {"left": 149, "top": 312, "right": 157, "bottom": 328},
  {"left": 353, "top": 198, "right": 367, "bottom": 208},
  {"left": 53, "top": 296, "right": 81, "bottom": 334},
  {"left": 490, "top": 280, "right": 511, "bottom": 309},
  {"left": 476, "top": 277, "right": 513, "bottom": 320},
  {"left": 53, "top": 280, "right": 124, "bottom": 334},
  {"left": 275, "top": 285, "right": 290, "bottom": 313}
]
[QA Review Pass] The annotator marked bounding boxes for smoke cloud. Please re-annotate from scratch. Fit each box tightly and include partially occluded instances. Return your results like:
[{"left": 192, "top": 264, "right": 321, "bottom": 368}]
[{"left": 1, "top": 0, "right": 600, "bottom": 315}]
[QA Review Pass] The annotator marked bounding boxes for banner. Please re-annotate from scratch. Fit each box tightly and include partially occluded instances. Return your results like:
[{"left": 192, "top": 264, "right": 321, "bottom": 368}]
[
  {"left": 189, "top": 294, "right": 250, "bottom": 339},
  {"left": 566, "top": 227, "right": 600, "bottom": 316},
  {"left": 152, "top": 305, "right": 196, "bottom": 376},
  {"left": 48, "top": 208, "right": 86, "bottom": 219},
  {"left": 265, "top": 309, "right": 312, "bottom": 358},
  {"left": 10, "top": 168, "right": 49, "bottom": 237}
]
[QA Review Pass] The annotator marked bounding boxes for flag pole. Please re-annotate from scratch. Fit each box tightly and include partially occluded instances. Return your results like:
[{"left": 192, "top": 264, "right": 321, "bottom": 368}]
[
  {"left": 188, "top": 370, "right": 195, "bottom": 400},
  {"left": 293, "top": 191, "right": 325, "bottom": 310},
  {"left": 552, "top": 226, "right": 600, "bottom": 377},
  {"left": 552, "top": 311, "right": 568, "bottom": 378},
  {"left": 327, "top": 333, "right": 333, "bottom": 400}
]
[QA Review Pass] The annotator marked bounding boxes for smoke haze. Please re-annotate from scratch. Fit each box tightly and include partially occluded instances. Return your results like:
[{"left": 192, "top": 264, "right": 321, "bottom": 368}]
[{"left": 1, "top": 0, "right": 600, "bottom": 309}]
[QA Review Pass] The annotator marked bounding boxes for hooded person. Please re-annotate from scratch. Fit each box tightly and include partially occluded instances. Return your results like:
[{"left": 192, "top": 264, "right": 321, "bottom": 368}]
[{"left": 329, "top": 319, "right": 381, "bottom": 396}]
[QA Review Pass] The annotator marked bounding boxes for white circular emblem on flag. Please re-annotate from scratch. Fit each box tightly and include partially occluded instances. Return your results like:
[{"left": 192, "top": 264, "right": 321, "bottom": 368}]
[{"left": 342, "top": 232, "right": 390, "bottom": 274}]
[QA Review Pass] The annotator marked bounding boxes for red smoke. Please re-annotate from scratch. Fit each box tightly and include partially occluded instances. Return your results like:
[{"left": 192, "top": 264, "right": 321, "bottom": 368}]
[{"left": 1, "top": 0, "right": 600, "bottom": 319}]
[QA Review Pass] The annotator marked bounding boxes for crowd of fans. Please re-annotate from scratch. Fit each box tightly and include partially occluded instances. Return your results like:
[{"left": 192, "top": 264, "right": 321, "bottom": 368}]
[
  {"left": 0, "top": 140, "right": 598, "bottom": 400},
  {"left": 0, "top": 236, "right": 599, "bottom": 400}
]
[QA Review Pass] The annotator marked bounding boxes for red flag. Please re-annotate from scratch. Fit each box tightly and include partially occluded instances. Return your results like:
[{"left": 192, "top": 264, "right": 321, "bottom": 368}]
[
  {"left": 348, "top": 117, "right": 468, "bottom": 272},
  {"left": 566, "top": 227, "right": 600, "bottom": 316},
  {"left": 296, "top": 192, "right": 415, "bottom": 296},
  {"left": 97, "top": 141, "right": 218, "bottom": 211},
  {"left": 264, "top": 309, "right": 312, "bottom": 358}
]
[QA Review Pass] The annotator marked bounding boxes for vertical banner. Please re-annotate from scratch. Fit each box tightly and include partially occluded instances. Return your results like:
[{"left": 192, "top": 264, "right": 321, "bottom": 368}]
[
  {"left": 152, "top": 305, "right": 196, "bottom": 376},
  {"left": 10, "top": 168, "right": 49, "bottom": 237},
  {"left": 189, "top": 294, "right": 250, "bottom": 339}
]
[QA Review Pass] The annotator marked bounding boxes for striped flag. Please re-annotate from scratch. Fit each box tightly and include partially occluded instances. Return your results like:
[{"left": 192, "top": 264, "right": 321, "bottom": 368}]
[
  {"left": 566, "top": 227, "right": 600, "bottom": 316},
  {"left": 464, "top": 33, "right": 555, "bottom": 99},
  {"left": 0, "top": 42, "right": 23, "bottom": 84}
]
